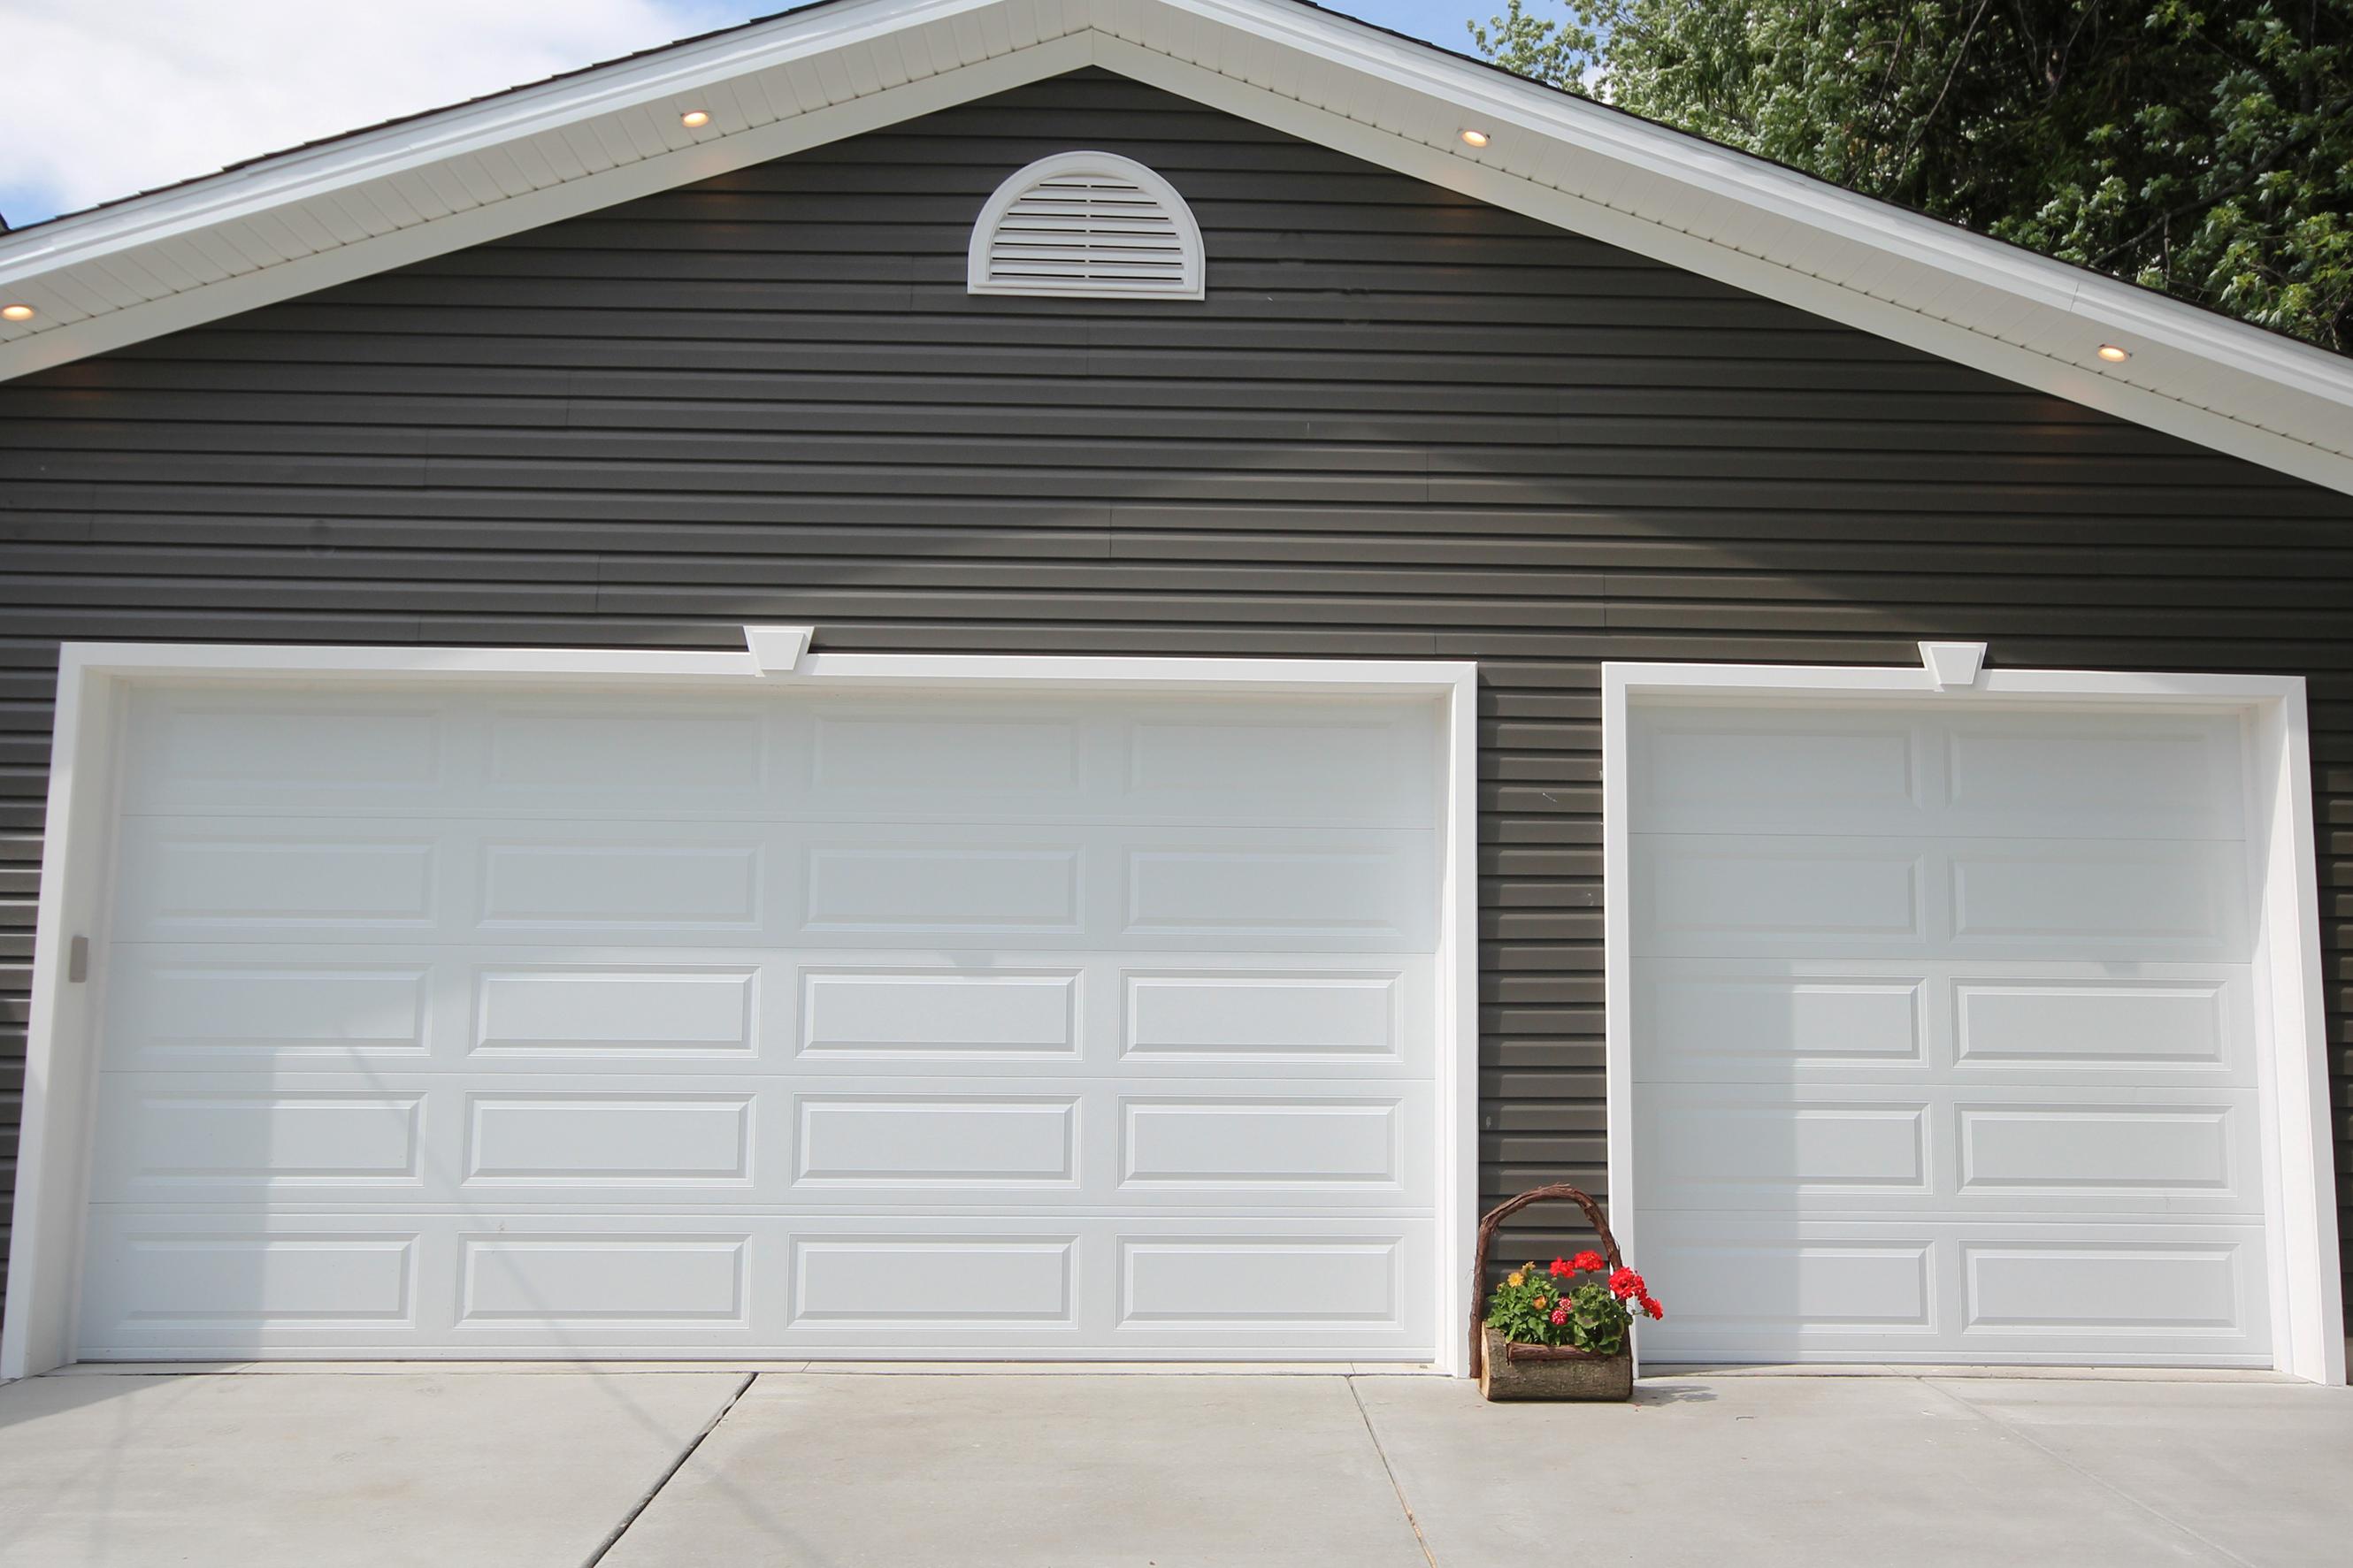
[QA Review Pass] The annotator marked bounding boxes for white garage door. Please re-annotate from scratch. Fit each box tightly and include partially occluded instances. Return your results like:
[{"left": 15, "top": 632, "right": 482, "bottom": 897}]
[
  {"left": 1629, "top": 700, "right": 2273, "bottom": 1365},
  {"left": 76, "top": 684, "right": 1443, "bottom": 1360}
]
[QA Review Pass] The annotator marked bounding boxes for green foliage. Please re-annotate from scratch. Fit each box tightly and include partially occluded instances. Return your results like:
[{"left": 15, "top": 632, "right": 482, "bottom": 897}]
[
  {"left": 1485, "top": 1260, "right": 1632, "bottom": 1355},
  {"left": 1466, "top": 1, "right": 2353, "bottom": 351}
]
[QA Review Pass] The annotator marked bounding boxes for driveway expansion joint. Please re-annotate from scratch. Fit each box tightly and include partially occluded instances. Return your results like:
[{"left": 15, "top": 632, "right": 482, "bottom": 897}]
[
  {"left": 1348, "top": 1373, "right": 1441, "bottom": 1568},
  {"left": 583, "top": 1370, "right": 758, "bottom": 1568}
]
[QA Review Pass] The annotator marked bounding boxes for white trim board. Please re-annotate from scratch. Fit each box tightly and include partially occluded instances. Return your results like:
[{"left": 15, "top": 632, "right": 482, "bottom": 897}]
[
  {"left": 1599, "top": 654, "right": 2345, "bottom": 1385},
  {"left": 0, "top": 634, "right": 1482, "bottom": 1381},
  {"left": 1, "top": 0, "right": 2350, "bottom": 493}
]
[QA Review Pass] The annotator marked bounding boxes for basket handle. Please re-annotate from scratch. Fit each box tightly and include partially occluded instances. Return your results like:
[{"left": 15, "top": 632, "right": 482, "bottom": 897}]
[{"left": 1468, "top": 1182, "right": 1622, "bottom": 1378}]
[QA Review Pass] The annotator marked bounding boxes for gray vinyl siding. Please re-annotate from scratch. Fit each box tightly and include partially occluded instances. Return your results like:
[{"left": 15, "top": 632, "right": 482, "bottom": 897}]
[{"left": 3, "top": 67, "right": 2349, "bottom": 1312}]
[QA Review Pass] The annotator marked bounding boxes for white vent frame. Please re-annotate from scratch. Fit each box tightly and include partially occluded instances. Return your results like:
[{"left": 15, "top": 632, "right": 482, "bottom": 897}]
[{"left": 967, "top": 151, "right": 1205, "bottom": 301}]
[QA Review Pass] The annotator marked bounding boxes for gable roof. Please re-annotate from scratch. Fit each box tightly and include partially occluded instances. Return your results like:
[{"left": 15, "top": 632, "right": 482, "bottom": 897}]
[{"left": 4, "top": 0, "right": 2350, "bottom": 496}]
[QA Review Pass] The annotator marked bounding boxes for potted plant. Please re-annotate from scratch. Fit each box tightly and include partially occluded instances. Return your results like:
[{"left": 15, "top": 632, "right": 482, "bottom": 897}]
[{"left": 1468, "top": 1182, "right": 1662, "bottom": 1402}]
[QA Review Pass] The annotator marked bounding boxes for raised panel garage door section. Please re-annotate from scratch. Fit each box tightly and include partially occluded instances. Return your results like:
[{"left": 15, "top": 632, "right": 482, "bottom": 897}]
[
  {"left": 1628, "top": 700, "right": 2273, "bottom": 1366},
  {"left": 74, "top": 685, "right": 1444, "bottom": 1360}
]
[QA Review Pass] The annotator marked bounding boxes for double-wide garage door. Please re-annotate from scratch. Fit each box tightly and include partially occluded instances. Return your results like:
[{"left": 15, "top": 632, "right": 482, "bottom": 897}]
[
  {"left": 1629, "top": 699, "right": 2273, "bottom": 1365},
  {"left": 76, "top": 684, "right": 1443, "bottom": 1360}
]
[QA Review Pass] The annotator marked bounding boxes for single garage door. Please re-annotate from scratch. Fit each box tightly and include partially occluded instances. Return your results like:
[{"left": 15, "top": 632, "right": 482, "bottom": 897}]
[
  {"left": 76, "top": 683, "right": 1443, "bottom": 1360},
  {"left": 1628, "top": 699, "right": 2273, "bottom": 1365}
]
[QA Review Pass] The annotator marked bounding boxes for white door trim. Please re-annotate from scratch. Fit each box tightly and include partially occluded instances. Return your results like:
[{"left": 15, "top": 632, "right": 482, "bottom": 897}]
[
  {"left": 1, "top": 633, "right": 1482, "bottom": 1380},
  {"left": 1601, "top": 653, "right": 2344, "bottom": 1384}
]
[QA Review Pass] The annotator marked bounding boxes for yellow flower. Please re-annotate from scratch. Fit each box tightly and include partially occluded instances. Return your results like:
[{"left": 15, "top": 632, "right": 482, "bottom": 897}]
[{"left": 1506, "top": 1272, "right": 1524, "bottom": 1288}]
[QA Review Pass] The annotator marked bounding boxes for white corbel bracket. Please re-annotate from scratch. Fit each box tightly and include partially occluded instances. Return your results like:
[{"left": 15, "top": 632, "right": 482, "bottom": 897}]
[
  {"left": 744, "top": 624, "right": 814, "bottom": 674},
  {"left": 1919, "top": 640, "right": 1987, "bottom": 690}
]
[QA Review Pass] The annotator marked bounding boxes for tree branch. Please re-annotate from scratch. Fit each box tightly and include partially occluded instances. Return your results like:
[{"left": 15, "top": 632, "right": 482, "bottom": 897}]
[
  {"left": 1857, "top": 13, "right": 1916, "bottom": 180},
  {"left": 1882, "top": 0, "right": 1996, "bottom": 199}
]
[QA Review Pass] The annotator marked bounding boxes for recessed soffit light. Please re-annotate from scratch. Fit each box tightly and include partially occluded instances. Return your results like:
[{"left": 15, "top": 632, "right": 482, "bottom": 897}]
[
  {"left": 0, "top": 304, "right": 34, "bottom": 323},
  {"left": 680, "top": 110, "right": 711, "bottom": 129},
  {"left": 1459, "top": 128, "right": 1490, "bottom": 149},
  {"left": 2097, "top": 344, "right": 2130, "bottom": 363}
]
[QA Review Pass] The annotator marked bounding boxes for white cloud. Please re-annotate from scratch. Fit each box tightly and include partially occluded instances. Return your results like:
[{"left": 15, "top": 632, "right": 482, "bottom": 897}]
[{"left": 0, "top": 0, "right": 765, "bottom": 226}]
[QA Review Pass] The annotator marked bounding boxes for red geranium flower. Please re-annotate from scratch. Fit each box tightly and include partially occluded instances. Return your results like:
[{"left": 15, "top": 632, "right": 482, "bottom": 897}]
[
  {"left": 1608, "top": 1266, "right": 1645, "bottom": 1301},
  {"left": 1640, "top": 1293, "right": 1665, "bottom": 1321},
  {"left": 1548, "top": 1258, "right": 1570, "bottom": 1277},
  {"left": 1569, "top": 1250, "right": 1606, "bottom": 1274}
]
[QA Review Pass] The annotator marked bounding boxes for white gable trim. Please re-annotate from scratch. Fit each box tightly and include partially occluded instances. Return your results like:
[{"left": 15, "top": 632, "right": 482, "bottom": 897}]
[
  {"left": 3, "top": 0, "right": 2350, "bottom": 494},
  {"left": 1089, "top": 33, "right": 2353, "bottom": 496},
  {"left": 0, "top": 11, "right": 1092, "bottom": 377}
]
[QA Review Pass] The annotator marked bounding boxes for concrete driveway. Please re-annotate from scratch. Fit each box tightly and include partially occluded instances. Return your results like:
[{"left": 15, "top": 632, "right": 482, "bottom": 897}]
[{"left": 0, "top": 1365, "right": 2345, "bottom": 1567}]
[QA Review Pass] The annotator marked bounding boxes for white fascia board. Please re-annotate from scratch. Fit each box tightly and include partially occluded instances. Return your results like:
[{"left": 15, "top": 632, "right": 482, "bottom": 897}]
[
  {"left": 0, "top": 33, "right": 1092, "bottom": 382},
  {"left": 3, "top": 0, "right": 2350, "bottom": 493},
  {"left": 1089, "top": 29, "right": 2353, "bottom": 494},
  {"left": 1122, "top": 0, "right": 2353, "bottom": 484},
  {"left": 1215, "top": 0, "right": 2351, "bottom": 415},
  {"left": 0, "top": 0, "right": 1016, "bottom": 281}
]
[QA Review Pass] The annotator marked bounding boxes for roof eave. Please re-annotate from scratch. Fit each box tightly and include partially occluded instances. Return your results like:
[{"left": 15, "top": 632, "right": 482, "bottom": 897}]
[{"left": 2, "top": 0, "right": 2348, "bottom": 496}]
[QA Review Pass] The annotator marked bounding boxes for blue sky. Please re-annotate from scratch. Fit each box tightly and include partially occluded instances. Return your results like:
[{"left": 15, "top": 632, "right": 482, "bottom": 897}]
[{"left": 0, "top": 0, "right": 1494, "bottom": 230}]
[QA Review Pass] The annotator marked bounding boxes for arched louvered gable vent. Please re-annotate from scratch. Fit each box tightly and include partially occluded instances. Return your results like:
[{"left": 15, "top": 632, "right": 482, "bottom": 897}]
[{"left": 968, "top": 152, "right": 1205, "bottom": 300}]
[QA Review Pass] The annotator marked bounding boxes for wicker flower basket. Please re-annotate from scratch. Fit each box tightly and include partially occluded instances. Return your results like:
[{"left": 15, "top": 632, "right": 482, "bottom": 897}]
[{"left": 1471, "top": 1182, "right": 1636, "bottom": 1403}]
